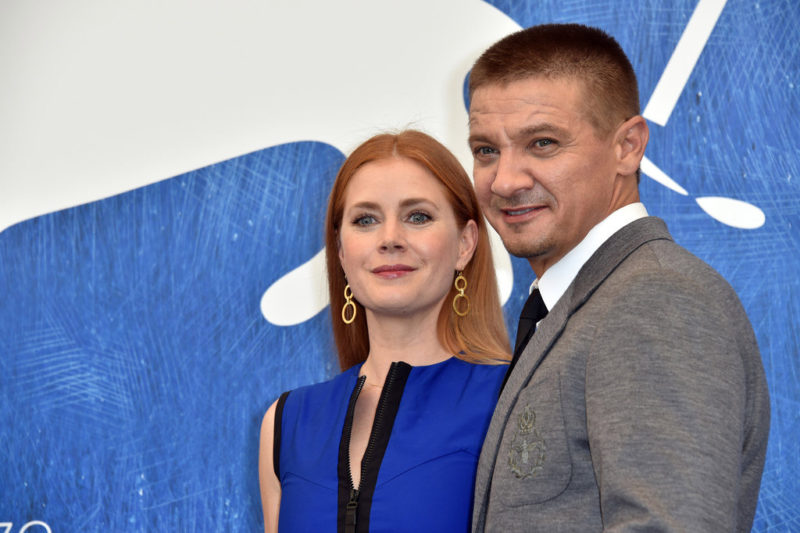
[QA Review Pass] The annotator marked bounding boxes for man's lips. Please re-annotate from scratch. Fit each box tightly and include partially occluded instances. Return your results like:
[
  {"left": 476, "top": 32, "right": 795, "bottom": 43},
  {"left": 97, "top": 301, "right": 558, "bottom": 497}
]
[
  {"left": 372, "top": 264, "right": 415, "bottom": 278},
  {"left": 500, "top": 205, "right": 547, "bottom": 221}
]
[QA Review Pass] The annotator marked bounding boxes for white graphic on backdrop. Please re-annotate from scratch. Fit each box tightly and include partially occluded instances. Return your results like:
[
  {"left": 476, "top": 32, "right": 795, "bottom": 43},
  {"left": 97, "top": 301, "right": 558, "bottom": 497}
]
[
  {"left": 261, "top": 248, "right": 328, "bottom": 326},
  {"left": 0, "top": 0, "right": 520, "bottom": 328},
  {"left": 641, "top": 0, "right": 765, "bottom": 229},
  {"left": 0, "top": 1, "right": 520, "bottom": 233},
  {"left": 261, "top": 0, "right": 765, "bottom": 326},
  {"left": 0, "top": 1, "right": 763, "bottom": 326}
]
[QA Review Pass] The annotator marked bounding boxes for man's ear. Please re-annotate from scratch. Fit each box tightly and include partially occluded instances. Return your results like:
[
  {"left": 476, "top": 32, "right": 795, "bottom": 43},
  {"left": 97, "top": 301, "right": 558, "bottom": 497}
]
[
  {"left": 615, "top": 115, "right": 649, "bottom": 176},
  {"left": 455, "top": 219, "right": 479, "bottom": 271}
]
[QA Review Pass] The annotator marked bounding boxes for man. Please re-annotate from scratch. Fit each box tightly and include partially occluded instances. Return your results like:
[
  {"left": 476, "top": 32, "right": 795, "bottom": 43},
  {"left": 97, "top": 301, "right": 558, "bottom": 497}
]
[{"left": 468, "top": 24, "right": 770, "bottom": 532}]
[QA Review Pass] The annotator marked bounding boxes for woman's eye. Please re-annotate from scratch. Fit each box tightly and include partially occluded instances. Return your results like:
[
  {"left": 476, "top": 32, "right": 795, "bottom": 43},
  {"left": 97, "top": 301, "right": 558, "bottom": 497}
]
[
  {"left": 353, "top": 214, "right": 377, "bottom": 226},
  {"left": 408, "top": 212, "right": 432, "bottom": 224}
]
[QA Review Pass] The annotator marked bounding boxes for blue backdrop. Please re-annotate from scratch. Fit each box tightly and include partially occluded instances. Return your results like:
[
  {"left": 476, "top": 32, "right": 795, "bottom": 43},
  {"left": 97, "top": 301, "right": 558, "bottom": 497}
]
[{"left": 1, "top": 0, "right": 798, "bottom": 531}]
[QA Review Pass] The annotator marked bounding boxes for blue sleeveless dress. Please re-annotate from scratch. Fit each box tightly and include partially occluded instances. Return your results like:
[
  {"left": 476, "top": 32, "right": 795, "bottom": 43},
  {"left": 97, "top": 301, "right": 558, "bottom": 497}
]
[{"left": 275, "top": 357, "right": 505, "bottom": 532}]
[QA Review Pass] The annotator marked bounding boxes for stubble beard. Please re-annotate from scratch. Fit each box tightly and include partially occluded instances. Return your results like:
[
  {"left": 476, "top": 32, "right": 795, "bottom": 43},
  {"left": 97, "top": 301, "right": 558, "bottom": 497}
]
[
  {"left": 484, "top": 190, "right": 557, "bottom": 260},
  {"left": 492, "top": 218, "right": 553, "bottom": 260},
  {"left": 502, "top": 234, "right": 552, "bottom": 260}
]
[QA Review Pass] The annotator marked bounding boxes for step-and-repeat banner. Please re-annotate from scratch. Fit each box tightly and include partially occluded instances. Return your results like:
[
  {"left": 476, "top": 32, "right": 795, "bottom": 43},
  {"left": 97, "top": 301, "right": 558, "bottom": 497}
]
[{"left": 1, "top": 0, "right": 797, "bottom": 530}]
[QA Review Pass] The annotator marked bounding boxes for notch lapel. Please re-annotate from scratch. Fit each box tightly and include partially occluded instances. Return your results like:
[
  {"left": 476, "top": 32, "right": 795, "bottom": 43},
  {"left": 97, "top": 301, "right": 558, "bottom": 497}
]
[{"left": 472, "top": 217, "right": 673, "bottom": 531}]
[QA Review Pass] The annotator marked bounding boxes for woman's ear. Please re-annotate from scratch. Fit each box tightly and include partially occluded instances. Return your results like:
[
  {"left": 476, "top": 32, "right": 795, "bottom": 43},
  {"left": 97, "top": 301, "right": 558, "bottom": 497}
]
[{"left": 455, "top": 219, "right": 479, "bottom": 271}]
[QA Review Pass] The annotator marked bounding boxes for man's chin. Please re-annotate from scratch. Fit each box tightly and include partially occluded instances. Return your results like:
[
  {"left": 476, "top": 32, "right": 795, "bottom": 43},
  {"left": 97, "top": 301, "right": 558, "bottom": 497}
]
[{"left": 500, "top": 237, "right": 549, "bottom": 260}]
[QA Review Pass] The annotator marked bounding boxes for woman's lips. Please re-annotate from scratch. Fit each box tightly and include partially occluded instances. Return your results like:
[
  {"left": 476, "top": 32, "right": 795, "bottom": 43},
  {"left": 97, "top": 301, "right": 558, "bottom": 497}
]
[{"left": 372, "top": 264, "right": 415, "bottom": 278}]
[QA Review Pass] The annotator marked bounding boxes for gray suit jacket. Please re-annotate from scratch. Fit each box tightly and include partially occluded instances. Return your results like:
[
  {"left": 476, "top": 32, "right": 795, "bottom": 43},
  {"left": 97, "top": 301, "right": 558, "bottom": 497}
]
[{"left": 473, "top": 217, "right": 769, "bottom": 532}]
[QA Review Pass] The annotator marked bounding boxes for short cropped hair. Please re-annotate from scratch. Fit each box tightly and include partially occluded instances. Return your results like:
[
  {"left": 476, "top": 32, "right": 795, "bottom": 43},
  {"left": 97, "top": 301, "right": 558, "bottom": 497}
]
[
  {"left": 469, "top": 23, "right": 640, "bottom": 136},
  {"left": 325, "top": 130, "right": 511, "bottom": 370}
]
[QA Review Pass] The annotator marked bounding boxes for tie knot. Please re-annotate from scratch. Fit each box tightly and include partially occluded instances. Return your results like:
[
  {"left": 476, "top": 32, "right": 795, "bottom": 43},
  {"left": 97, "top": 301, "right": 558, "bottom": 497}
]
[{"left": 520, "top": 288, "right": 548, "bottom": 323}]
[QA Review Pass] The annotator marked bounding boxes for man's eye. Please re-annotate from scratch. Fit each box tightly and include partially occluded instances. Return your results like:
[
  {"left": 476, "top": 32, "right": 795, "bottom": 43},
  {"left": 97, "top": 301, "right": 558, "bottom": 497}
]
[
  {"left": 533, "top": 138, "right": 555, "bottom": 148},
  {"left": 408, "top": 212, "right": 432, "bottom": 224},
  {"left": 473, "top": 146, "right": 497, "bottom": 157}
]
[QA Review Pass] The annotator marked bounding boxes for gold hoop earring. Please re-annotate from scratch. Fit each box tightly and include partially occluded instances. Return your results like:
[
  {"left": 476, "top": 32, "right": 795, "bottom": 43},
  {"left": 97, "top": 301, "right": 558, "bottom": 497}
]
[
  {"left": 342, "top": 284, "right": 357, "bottom": 324},
  {"left": 452, "top": 272, "right": 470, "bottom": 317}
]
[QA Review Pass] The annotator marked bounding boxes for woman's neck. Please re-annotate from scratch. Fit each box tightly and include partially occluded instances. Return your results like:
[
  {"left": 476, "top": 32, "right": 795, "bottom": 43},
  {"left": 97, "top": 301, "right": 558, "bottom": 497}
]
[{"left": 359, "top": 306, "right": 452, "bottom": 387}]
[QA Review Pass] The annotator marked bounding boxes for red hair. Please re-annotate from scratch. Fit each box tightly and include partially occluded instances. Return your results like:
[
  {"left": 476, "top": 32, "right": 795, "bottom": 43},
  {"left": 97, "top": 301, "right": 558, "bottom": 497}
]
[{"left": 325, "top": 130, "right": 510, "bottom": 370}]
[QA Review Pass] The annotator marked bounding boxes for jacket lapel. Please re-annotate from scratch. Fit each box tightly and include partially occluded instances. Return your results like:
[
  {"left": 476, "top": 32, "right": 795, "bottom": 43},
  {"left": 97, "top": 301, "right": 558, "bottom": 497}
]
[{"left": 472, "top": 217, "right": 673, "bottom": 531}]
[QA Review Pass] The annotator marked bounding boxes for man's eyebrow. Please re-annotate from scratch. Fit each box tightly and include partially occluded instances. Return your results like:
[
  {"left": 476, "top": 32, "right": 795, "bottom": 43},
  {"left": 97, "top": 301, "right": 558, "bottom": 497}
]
[
  {"left": 515, "top": 123, "right": 569, "bottom": 138},
  {"left": 468, "top": 123, "right": 570, "bottom": 146},
  {"left": 467, "top": 133, "right": 492, "bottom": 146}
]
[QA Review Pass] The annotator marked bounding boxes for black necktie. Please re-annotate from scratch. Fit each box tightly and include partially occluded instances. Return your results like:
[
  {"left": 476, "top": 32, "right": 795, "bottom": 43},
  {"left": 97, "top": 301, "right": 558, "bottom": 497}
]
[
  {"left": 514, "top": 288, "right": 548, "bottom": 355},
  {"left": 501, "top": 288, "right": 548, "bottom": 392}
]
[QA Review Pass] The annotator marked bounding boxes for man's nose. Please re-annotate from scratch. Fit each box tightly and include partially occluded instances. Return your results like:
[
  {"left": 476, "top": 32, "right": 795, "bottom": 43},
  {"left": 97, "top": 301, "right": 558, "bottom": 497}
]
[{"left": 491, "top": 152, "right": 534, "bottom": 198}]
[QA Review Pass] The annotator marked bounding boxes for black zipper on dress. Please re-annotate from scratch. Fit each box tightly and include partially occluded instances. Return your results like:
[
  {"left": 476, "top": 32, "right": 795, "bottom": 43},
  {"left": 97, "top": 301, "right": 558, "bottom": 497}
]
[
  {"left": 344, "top": 488, "right": 359, "bottom": 531},
  {"left": 359, "top": 363, "right": 402, "bottom": 487},
  {"left": 342, "top": 375, "right": 366, "bottom": 532},
  {"left": 337, "top": 362, "right": 412, "bottom": 533}
]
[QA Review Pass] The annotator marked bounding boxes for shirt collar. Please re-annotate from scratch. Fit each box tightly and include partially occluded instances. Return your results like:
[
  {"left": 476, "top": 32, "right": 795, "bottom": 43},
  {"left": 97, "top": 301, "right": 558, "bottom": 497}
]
[{"left": 532, "top": 202, "right": 648, "bottom": 310}]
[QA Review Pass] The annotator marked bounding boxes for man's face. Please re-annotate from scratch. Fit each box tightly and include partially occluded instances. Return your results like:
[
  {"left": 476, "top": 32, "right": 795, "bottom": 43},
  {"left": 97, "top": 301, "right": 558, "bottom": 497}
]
[{"left": 469, "top": 76, "right": 632, "bottom": 276}]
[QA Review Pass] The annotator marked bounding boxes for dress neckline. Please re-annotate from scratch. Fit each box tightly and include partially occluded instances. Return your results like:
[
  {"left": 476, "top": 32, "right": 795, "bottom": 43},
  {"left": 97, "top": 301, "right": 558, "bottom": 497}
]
[{"left": 356, "top": 355, "right": 459, "bottom": 380}]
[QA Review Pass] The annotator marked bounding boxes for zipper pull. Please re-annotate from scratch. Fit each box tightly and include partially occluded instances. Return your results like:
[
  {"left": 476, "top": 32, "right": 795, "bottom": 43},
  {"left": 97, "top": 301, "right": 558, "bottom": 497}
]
[{"left": 345, "top": 488, "right": 359, "bottom": 532}]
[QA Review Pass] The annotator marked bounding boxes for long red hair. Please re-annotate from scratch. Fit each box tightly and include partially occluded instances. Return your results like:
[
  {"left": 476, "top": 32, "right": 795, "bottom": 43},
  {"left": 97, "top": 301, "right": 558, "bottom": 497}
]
[{"left": 325, "top": 130, "right": 510, "bottom": 370}]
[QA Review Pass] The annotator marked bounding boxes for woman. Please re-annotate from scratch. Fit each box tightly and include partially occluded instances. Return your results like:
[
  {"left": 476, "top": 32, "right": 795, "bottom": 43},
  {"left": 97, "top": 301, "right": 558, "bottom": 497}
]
[{"left": 259, "top": 130, "right": 510, "bottom": 532}]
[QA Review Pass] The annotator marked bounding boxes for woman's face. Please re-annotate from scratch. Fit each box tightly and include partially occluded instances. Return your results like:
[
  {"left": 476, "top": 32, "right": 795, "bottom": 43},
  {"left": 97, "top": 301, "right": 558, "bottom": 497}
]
[{"left": 338, "top": 157, "right": 477, "bottom": 320}]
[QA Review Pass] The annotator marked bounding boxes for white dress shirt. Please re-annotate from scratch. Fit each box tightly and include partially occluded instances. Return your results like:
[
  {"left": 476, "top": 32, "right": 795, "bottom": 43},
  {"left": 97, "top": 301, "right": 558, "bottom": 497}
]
[{"left": 531, "top": 202, "right": 649, "bottom": 314}]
